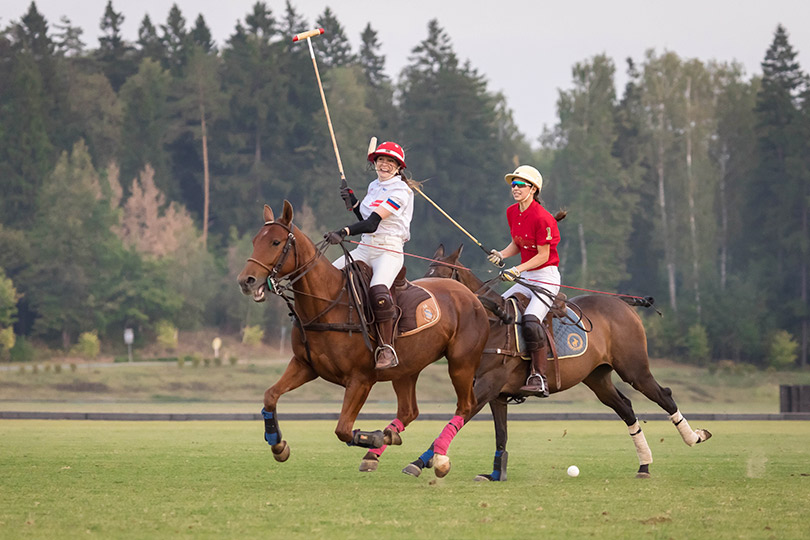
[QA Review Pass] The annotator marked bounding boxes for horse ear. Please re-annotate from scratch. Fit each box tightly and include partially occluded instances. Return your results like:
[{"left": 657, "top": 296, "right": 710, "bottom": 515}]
[
  {"left": 433, "top": 244, "right": 445, "bottom": 258},
  {"left": 280, "top": 200, "right": 294, "bottom": 226},
  {"left": 449, "top": 244, "right": 463, "bottom": 263},
  {"left": 263, "top": 204, "right": 274, "bottom": 223}
]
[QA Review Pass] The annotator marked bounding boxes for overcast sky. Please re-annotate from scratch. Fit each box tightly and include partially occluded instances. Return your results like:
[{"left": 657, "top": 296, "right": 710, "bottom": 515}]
[{"left": 3, "top": 1, "right": 810, "bottom": 143}]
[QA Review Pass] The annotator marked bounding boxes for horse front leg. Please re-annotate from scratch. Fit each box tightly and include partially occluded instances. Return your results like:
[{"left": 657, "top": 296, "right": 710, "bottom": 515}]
[
  {"left": 334, "top": 377, "right": 374, "bottom": 445},
  {"left": 359, "top": 375, "right": 419, "bottom": 473},
  {"left": 262, "top": 355, "right": 318, "bottom": 462}
]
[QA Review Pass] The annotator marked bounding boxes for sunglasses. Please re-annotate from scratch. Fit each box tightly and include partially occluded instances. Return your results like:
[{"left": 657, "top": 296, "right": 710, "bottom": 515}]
[{"left": 511, "top": 180, "right": 531, "bottom": 188}]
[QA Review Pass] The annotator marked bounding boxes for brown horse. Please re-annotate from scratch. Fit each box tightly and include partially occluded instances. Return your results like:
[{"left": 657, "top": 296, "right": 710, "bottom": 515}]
[
  {"left": 403, "top": 244, "right": 711, "bottom": 480},
  {"left": 236, "top": 203, "right": 490, "bottom": 477}
]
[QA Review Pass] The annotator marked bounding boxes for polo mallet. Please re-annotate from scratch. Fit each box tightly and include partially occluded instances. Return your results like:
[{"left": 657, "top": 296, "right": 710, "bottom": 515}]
[{"left": 293, "top": 28, "right": 352, "bottom": 210}]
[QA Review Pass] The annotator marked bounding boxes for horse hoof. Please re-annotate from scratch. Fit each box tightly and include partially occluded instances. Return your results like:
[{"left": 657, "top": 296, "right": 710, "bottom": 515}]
[
  {"left": 635, "top": 472, "right": 651, "bottom": 479},
  {"left": 271, "top": 440, "right": 290, "bottom": 462},
  {"left": 383, "top": 428, "right": 402, "bottom": 446},
  {"left": 433, "top": 454, "right": 451, "bottom": 478},
  {"left": 696, "top": 429, "right": 712, "bottom": 443},
  {"left": 474, "top": 474, "right": 494, "bottom": 482},
  {"left": 359, "top": 458, "right": 379, "bottom": 472},
  {"left": 402, "top": 463, "right": 422, "bottom": 477}
]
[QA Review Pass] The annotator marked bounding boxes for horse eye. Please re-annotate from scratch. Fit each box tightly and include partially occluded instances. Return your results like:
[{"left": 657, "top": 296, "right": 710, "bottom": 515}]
[{"left": 272, "top": 240, "right": 281, "bottom": 246}]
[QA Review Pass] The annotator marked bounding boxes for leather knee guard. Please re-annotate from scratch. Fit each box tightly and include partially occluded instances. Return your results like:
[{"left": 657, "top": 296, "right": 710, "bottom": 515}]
[
  {"left": 370, "top": 284, "right": 396, "bottom": 322},
  {"left": 521, "top": 314, "right": 546, "bottom": 352}
]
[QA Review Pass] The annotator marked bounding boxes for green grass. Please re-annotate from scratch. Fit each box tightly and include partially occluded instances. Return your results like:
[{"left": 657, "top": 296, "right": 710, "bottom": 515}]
[
  {"left": 3, "top": 358, "right": 810, "bottom": 415},
  {"left": 1, "top": 420, "right": 808, "bottom": 539}
]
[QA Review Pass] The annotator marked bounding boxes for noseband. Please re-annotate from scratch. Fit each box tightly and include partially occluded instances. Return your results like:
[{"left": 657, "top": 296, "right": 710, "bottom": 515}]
[{"left": 247, "top": 221, "right": 297, "bottom": 292}]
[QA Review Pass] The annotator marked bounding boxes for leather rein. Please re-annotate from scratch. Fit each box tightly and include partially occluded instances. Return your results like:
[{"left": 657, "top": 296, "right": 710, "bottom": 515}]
[{"left": 246, "top": 221, "right": 374, "bottom": 359}]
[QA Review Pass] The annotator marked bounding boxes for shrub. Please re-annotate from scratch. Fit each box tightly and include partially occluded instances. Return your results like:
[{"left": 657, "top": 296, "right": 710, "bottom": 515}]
[
  {"left": 0, "top": 327, "right": 15, "bottom": 360},
  {"left": 685, "top": 324, "right": 710, "bottom": 365},
  {"left": 54, "top": 363, "right": 62, "bottom": 374},
  {"left": 71, "top": 331, "right": 100, "bottom": 360},
  {"left": 768, "top": 330, "right": 798, "bottom": 370},
  {"left": 70, "top": 363, "right": 77, "bottom": 373},
  {"left": 242, "top": 325, "right": 264, "bottom": 346},
  {"left": 177, "top": 357, "right": 185, "bottom": 368},
  {"left": 156, "top": 321, "right": 179, "bottom": 350},
  {"left": 213, "top": 357, "right": 222, "bottom": 367},
  {"left": 203, "top": 357, "right": 211, "bottom": 367},
  {"left": 190, "top": 354, "right": 201, "bottom": 368},
  {"left": 9, "top": 336, "right": 35, "bottom": 363},
  {"left": 229, "top": 356, "right": 238, "bottom": 366}
]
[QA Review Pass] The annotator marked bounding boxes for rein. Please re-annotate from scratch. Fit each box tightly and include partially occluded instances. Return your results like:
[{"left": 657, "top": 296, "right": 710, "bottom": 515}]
[{"left": 246, "top": 221, "right": 374, "bottom": 357}]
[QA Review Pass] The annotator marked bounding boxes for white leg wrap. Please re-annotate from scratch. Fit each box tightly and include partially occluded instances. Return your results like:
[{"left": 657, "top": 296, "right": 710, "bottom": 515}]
[
  {"left": 628, "top": 420, "right": 652, "bottom": 465},
  {"left": 670, "top": 410, "right": 700, "bottom": 446}
]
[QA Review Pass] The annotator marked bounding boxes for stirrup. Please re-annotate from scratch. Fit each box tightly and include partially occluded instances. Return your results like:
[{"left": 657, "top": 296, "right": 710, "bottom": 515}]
[
  {"left": 375, "top": 344, "right": 399, "bottom": 370},
  {"left": 519, "top": 374, "right": 548, "bottom": 398}
]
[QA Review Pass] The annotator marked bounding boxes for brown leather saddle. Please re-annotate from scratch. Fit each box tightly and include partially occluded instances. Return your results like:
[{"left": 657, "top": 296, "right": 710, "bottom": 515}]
[{"left": 347, "top": 263, "right": 440, "bottom": 338}]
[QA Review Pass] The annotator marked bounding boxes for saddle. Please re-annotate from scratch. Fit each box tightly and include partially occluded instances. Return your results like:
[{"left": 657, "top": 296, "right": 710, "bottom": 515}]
[
  {"left": 484, "top": 292, "right": 589, "bottom": 392},
  {"left": 347, "top": 262, "right": 441, "bottom": 339}
]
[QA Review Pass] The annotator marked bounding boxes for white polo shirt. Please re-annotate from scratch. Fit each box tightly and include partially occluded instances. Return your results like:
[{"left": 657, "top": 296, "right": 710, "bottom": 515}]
[{"left": 359, "top": 175, "right": 414, "bottom": 242}]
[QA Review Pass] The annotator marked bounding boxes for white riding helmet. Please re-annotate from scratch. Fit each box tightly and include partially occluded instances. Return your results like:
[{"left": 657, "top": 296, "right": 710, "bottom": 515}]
[{"left": 505, "top": 165, "right": 543, "bottom": 193}]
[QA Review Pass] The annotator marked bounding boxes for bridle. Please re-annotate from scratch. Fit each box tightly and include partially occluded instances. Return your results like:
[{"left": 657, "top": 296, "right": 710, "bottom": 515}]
[{"left": 247, "top": 220, "right": 298, "bottom": 294}]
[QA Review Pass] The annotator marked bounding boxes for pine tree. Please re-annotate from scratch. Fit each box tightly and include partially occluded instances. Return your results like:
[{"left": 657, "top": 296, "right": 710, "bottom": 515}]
[
  {"left": 97, "top": 0, "right": 134, "bottom": 91},
  {"left": 137, "top": 15, "right": 165, "bottom": 63},
  {"left": 315, "top": 7, "right": 355, "bottom": 67},
  {"left": 753, "top": 25, "right": 808, "bottom": 366}
]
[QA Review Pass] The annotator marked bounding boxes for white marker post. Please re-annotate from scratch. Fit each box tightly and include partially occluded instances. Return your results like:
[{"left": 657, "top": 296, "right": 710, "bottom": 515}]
[{"left": 124, "top": 328, "right": 134, "bottom": 363}]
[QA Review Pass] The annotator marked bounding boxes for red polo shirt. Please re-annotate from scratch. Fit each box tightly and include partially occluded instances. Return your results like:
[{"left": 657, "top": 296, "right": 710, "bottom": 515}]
[{"left": 506, "top": 200, "right": 560, "bottom": 271}]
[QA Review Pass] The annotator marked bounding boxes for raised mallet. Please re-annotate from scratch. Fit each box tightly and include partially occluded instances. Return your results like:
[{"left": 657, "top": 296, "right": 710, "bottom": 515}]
[{"left": 293, "top": 28, "right": 351, "bottom": 209}]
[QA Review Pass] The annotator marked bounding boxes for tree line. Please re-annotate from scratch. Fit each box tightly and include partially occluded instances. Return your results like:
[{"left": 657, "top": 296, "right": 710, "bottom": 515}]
[{"left": 0, "top": 1, "right": 807, "bottom": 368}]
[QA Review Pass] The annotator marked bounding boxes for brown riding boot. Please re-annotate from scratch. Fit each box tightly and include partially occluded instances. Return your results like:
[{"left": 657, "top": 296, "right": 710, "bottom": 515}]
[
  {"left": 519, "top": 315, "right": 549, "bottom": 398},
  {"left": 370, "top": 284, "right": 398, "bottom": 370}
]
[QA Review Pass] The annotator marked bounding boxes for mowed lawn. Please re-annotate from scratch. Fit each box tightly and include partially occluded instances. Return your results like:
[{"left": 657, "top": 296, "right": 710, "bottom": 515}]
[{"left": 1, "top": 419, "right": 808, "bottom": 539}]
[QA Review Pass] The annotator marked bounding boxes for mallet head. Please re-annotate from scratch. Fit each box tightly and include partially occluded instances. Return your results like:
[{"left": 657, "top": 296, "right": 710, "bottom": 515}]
[{"left": 292, "top": 28, "right": 324, "bottom": 42}]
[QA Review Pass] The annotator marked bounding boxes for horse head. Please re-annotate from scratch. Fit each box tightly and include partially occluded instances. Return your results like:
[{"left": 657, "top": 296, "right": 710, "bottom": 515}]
[
  {"left": 425, "top": 244, "right": 464, "bottom": 279},
  {"left": 237, "top": 201, "right": 301, "bottom": 302}
]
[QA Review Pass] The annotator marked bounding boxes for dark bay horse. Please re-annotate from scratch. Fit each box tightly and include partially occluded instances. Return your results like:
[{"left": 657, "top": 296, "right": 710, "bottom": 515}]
[
  {"left": 236, "top": 203, "right": 490, "bottom": 477},
  {"left": 406, "top": 244, "right": 711, "bottom": 480}
]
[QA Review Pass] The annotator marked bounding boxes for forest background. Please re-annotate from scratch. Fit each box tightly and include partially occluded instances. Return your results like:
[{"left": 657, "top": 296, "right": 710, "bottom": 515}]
[{"left": 0, "top": 1, "right": 808, "bottom": 369}]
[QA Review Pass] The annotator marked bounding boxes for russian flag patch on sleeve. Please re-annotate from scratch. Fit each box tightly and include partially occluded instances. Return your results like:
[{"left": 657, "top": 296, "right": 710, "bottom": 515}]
[{"left": 385, "top": 198, "right": 401, "bottom": 211}]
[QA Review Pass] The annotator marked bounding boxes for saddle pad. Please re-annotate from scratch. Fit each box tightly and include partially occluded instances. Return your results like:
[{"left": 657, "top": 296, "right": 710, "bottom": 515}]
[
  {"left": 513, "top": 303, "right": 588, "bottom": 360},
  {"left": 397, "top": 284, "right": 441, "bottom": 337}
]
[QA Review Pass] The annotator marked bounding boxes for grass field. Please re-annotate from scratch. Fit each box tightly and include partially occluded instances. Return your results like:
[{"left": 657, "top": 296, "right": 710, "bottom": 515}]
[
  {"left": 3, "top": 357, "right": 810, "bottom": 415},
  {"left": 2, "top": 419, "right": 809, "bottom": 539}
]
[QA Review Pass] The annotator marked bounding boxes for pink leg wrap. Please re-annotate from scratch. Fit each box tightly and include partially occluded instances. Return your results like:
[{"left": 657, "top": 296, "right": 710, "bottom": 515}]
[
  {"left": 368, "top": 418, "right": 406, "bottom": 457},
  {"left": 433, "top": 415, "right": 465, "bottom": 455}
]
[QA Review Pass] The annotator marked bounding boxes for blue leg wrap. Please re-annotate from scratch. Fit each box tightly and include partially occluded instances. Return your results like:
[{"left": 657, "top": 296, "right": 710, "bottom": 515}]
[
  {"left": 490, "top": 450, "right": 503, "bottom": 481},
  {"left": 262, "top": 408, "right": 280, "bottom": 446},
  {"left": 418, "top": 447, "right": 435, "bottom": 465}
]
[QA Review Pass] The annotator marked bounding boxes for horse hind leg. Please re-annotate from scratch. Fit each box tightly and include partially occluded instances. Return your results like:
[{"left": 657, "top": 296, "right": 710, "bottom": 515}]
[
  {"left": 583, "top": 367, "right": 653, "bottom": 478},
  {"left": 627, "top": 372, "right": 712, "bottom": 447},
  {"left": 474, "top": 395, "right": 509, "bottom": 482}
]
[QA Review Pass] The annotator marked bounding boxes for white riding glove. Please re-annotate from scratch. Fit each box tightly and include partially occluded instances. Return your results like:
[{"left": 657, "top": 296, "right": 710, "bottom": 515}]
[
  {"left": 500, "top": 266, "right": 521, "bottom": 282},
  {"left": 487, "top": 249, "right": 503, "bottom": 266}
]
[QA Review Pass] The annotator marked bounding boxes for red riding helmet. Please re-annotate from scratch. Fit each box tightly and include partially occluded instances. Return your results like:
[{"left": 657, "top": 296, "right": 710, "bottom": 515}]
[{"left": 368, "top": 141, "right": 406, "bottom": 169}]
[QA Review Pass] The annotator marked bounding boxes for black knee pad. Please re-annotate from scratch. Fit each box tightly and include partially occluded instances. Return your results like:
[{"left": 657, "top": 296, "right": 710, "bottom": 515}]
[
  {"left": 521, "top": 315, "right": 545, "bottom": 351},
  {"left": 370, "top": 284, "right": 395, "bottom": 319}
]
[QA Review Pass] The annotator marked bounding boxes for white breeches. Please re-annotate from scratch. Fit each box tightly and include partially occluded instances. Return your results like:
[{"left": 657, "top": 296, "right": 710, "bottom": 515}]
[
  {"left": 332, "top": 234, "right": 404, "bottom": 288},
  {"left": 501, "top": 266, "right": 561, "bottom": 320}
]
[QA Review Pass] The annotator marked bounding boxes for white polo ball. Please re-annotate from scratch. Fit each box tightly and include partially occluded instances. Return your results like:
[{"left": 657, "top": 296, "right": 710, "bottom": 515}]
[{"left": 567, "top": 465, "right": 580, "bottom": 477}]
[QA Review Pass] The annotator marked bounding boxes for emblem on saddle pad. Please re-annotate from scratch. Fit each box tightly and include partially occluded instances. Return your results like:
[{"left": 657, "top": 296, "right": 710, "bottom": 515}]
[
  {"left": 510, "top": 298, "right": 588, "bottom": 359},
  {"left": 397, "top": 287, "right": 441, "bottom": 337}
]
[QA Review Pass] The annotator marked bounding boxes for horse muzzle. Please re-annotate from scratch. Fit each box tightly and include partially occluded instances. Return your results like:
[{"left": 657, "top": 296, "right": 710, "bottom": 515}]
[{"left": 238, "top": 274, "right": 268, "bottom": 303}]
